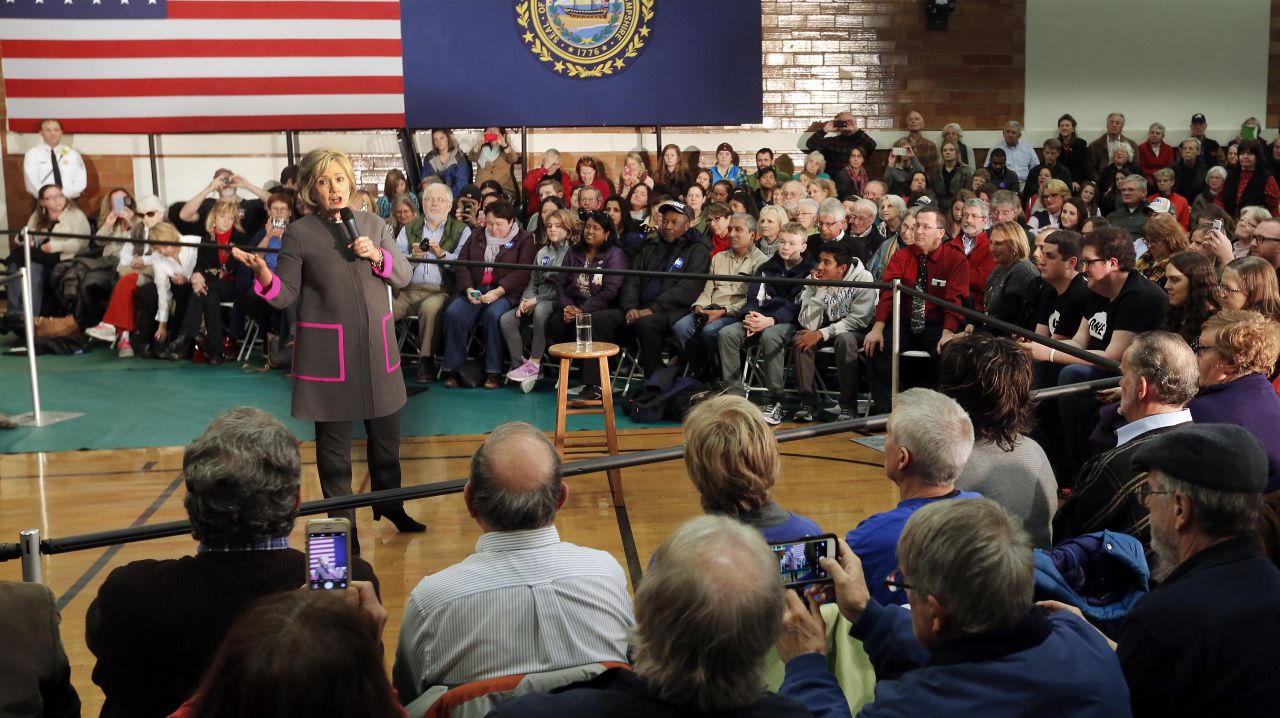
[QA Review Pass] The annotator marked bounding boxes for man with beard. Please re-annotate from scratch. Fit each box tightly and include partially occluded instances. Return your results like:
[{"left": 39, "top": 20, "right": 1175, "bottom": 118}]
[{"left": 1116, "top": 423, "right": 1280, "bottom": 718}]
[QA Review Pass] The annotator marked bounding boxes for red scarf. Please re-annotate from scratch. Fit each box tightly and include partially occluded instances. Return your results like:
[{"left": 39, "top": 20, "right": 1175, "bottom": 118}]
[{"left": 215, "top": 228, "right": 232, "bottom": 272}]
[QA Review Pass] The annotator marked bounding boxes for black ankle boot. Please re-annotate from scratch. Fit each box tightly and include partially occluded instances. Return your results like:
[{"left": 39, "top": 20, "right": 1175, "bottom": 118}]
[
  {"left": 158, "top": 335, "right": 193, "bottom": 361},
  {"left": 373, "top": 506, "right": 426, "bottom": 533}
]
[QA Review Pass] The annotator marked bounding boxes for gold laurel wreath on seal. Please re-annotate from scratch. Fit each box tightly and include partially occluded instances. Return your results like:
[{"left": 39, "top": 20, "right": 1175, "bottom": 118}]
[{"left": 516, "top": 0, "right": 654, "bottom": 78}]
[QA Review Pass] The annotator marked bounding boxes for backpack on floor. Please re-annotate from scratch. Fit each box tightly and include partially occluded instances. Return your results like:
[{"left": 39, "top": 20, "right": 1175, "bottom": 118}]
[{"left": 625, "top": 366, "right": 709, "bottom": 423}]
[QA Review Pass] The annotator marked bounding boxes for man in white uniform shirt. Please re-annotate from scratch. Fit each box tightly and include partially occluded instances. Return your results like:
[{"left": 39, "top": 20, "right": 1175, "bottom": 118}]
[
  {"left": 23, "top": 119, "right": 86, "bottom": 199},
  {"left": 393, "top": 422, "right": 634, "bottom": 702}
]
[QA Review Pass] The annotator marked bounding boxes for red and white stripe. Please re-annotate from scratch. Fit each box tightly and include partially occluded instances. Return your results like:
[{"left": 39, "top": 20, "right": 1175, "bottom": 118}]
[{"left": 0, "top": 0, "right": 405, "bottom": 133}]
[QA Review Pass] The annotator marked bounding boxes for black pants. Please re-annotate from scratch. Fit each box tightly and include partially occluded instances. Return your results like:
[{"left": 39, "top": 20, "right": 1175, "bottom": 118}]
[
  {"left": 866, "top": 318, "right": 944, "bottom": 413},
  {"left": 177, "top": 275, "right": 237, "bottom": 346},
  {"left": 134, "top": 283, "right": 192, "bottom": 355},
  {"left": 313, "top": 410, "right": 404, "bottom": 529}
]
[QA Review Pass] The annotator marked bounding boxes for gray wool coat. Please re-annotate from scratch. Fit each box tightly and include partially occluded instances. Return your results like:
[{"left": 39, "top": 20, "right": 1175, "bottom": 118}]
[{"left": 257, "top": 211, "right": 411, "bottom": 422}]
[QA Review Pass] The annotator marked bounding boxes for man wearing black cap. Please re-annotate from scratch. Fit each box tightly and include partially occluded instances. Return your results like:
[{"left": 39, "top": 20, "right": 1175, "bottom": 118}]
[
  {"left": 1119, "top": 423, "right": 1280, "bottom": 718},
  {"left": 1188, "top": 114, "right": 1221, "bottom": 167},
  {"left": 585, "top": 200, "right": 710, "bottom": 396}
]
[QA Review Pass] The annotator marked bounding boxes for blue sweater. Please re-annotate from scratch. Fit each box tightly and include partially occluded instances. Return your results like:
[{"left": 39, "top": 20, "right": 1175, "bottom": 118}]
[
  {"left": 850, "top": 601, "right": 1131, "bottom": 717},
  {"left": 847, "top": 491, "right": 982, "bottom": 606}
]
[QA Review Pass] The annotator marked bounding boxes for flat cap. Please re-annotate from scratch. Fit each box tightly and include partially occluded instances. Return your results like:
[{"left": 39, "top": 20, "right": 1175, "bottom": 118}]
[{"left": 1130, "top": 423, "right": 1268, "bottom": 493}]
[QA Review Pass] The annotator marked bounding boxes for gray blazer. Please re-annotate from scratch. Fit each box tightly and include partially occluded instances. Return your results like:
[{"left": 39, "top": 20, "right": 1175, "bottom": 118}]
[{"left": 259, "top": 212, "right": 411, "bottom": 421}]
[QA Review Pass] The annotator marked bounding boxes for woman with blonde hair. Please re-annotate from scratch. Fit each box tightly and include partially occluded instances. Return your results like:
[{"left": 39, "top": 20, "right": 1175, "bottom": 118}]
[
  {"left": 94, "top": 186, "right": 137, "bottom": 259},
  {"left": 501, "top": 208, "right": 578, "bottom": 390},
  {"left": 983, "top": 221, "right": 1040, "bottom": 330},
  {"left": 755, "top": 204, "right": 788, "bottom": 257},
  {"left": 1218, "top": 256, "right": 1280, "bottom": 321},
  {"left": 233, "top": 148, "right": 422, "bottom": 541},
  {"left": 1190, "top": 310, "right": 1280, "bottom": 490},
  {"left": 159, "top": 198, "right": 248, "bottom": 363},
  {"left": 618, "top": 150, "right": 654, "bottom": 200},
  {"left": 1135, "top": 213, "right": 1190, "bottom": 285},
  {"left": 682, "top": 394, "right": 822, "bottom": 541}
]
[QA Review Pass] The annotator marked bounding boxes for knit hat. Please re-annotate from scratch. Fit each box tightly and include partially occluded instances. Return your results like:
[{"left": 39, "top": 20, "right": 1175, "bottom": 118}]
[{"left": 1130, "top": 423, "right": 1268, "bottom": 494}]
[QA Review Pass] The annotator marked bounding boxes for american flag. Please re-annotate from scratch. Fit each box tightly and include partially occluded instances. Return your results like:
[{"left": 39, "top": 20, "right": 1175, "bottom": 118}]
[{"left": 0, "top": 0, "right": 405, "bottom": 133}]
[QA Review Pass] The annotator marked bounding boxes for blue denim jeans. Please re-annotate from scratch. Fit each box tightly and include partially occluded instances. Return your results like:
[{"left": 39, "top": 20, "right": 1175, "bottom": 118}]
[{"left": 441, "top": 294, "right": 514, "bottom": 374}]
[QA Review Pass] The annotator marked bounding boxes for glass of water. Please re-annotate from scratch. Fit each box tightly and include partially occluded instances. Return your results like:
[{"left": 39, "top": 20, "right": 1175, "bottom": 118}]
[{"left": 575, "top": 312, "right": 592, "bottom": 350}]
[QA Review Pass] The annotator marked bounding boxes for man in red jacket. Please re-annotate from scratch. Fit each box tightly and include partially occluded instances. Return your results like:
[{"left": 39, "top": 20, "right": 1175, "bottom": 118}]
[
  {"left": 952, "top": 197, "right": 995, "bottom": 311},
  {"left": 863, "top": 205, "right": 970, "bottom": 413}
]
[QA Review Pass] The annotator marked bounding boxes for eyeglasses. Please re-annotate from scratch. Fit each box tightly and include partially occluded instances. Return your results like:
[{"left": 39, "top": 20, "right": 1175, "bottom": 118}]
[
  {"left": 1079, "top": 257, "right": 1107, "bottom": 267},
  {"left": 143, "top": 211, "right": 159, "bottom": 218},
  {"left": 1215, "top": 285, "right": 1244, "bottom": 296},
  {"left": 1136, "top": 480, "right": 1172, "bottom": 503},
  {"left": 1251, "top": 234, "right": 1280, "bottom": 243},
  {"left": 884, "top": 569, "right": 917, "bottom": 594}
]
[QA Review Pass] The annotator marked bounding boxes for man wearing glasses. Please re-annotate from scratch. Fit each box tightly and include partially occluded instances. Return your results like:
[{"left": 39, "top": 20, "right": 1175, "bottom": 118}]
[
  {"left": 863, "top": 205, "right": 970, "bottom": 414},
  {"left": 784, "top": 497, "right": 1130, "bottom": 716},
  {"left": 1114, "top": 424, "right": 1280, "bottom": 718},
  {"left": 1250, "top": 216, "right": 1280, "bottom": 283},
  {"left": 1106, "top": 175, "right": 1151, "bottom": 238},
  {"left": 1021, "top": 227, "right": 1167, "bottom": 472}
]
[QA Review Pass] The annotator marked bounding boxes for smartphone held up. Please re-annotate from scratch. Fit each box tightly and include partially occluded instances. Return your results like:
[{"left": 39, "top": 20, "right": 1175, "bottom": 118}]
[
  {"left": 306, "top": 518, "right": 352, "bottom": 590},
  {"left": 772, "top": 534, "right": 837, "bottom": 589}
]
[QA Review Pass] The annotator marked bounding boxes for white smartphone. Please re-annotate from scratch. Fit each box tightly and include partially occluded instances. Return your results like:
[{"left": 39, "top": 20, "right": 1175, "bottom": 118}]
[
  {"left": 306, "top": 517, "right": 352, "bottom": 590},
  {"left": 771, "top": 534, "right": 837, "bottom": 589}
]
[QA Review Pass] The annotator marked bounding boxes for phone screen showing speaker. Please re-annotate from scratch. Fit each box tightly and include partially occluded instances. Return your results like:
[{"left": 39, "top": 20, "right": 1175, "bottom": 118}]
[
  {"left": 307, "top": 530, "right": 350, "bottom": 590},
  {"left": 771, "top": 534, "right": 836, "bottom": 589}
]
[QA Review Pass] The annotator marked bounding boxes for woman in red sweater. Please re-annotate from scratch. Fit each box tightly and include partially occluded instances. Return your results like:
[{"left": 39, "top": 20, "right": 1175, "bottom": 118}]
[{"left": 1138, "top": 122, "right": 1176, "bottom": 185}]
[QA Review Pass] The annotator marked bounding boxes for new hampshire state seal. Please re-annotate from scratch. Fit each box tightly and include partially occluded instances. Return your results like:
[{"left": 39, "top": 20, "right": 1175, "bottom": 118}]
[{"left": 515, "top": 0, "right": 654, "bottom": 78}]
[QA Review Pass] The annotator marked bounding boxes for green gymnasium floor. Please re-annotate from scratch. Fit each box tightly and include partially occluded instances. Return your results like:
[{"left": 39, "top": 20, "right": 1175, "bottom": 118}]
[{"left": 0, "top": 339, "right": 675, "bottom": 454}]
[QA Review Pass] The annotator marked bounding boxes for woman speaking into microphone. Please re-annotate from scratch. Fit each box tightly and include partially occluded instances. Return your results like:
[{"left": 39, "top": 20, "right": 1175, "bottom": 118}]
[{"left": 233, "top": 149, "right": 425, "bottom": 546}]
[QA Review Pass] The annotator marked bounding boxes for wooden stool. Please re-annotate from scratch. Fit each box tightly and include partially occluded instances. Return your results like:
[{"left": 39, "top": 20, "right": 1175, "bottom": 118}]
[{"left": 548, "top": 341, "right": 624, "bottom": 507}]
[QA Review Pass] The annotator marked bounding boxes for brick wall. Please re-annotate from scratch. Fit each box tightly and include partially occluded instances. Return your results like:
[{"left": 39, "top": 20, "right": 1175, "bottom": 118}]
[{"left": 755, "top": 0, "right": 1025, "bottom": 133}]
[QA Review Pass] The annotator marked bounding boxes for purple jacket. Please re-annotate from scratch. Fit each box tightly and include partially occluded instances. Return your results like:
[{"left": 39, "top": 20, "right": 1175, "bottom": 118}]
[
  {"left": 556, "top": 244, "right": 628, "bottom": 313},
  {"left": 453, "top": 226, "right": 536, "bottom": 299},
  {"left": 1189, "top": 373, "right": 1280, "bottom": 492}
]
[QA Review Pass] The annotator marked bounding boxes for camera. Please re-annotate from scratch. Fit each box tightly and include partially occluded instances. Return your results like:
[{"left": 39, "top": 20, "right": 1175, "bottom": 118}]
[
  {"left": 694, "top": 304, "right": 724, "bottom": 331},
  {"left": 833, "top": 120, "right": 849, "bottom": 129}
]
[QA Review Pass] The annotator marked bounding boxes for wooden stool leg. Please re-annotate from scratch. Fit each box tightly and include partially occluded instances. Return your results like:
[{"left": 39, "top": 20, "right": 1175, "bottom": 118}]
[
  {"left": 598, "top": 356, "right": 624, "bottom": 507},
  {"left": 554, "top": 357, "right": 570, "bottom": 456}
]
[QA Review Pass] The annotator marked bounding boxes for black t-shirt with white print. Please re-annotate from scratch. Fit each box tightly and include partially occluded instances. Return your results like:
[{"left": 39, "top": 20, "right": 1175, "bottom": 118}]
[
  {"left": 1081, "top": 271, "right": 1167, "bottom": 351},
  {"left": 1034, "top": 273, "right": 1092, "bottom": 337}
]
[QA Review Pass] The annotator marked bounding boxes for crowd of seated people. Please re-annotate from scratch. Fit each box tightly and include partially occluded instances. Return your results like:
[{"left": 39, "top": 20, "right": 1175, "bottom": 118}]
[
  {"left": 7, "top": 113, "right": 1280, "bottom": 441},
  {"left": 10, "top": 380, "right": 1275, "bottom": 717}
]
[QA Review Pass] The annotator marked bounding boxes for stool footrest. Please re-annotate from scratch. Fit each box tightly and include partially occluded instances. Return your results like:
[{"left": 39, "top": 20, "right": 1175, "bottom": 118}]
[
  {"left": 565, "top": 440, "right": 610, "bottom": 449},
  {"left": 567, "top": 399, "right": 605, "bottom": 408},
  {"left": 566, "top": 409, "right": 607, "bottom": 416}
]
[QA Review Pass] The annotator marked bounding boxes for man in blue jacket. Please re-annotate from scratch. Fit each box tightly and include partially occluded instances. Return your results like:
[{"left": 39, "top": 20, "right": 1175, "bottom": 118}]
[
  {"left": 781, "top": 497, "right": 1132, "bottom": 717},
  {"left": 717, "top": 226, "right": 812, "bottom": 424}
]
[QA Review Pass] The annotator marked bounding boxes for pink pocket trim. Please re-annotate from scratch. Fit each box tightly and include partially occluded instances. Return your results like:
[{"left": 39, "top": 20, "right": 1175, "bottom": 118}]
[
  {"left": 294, "top": 322, "right": 345, "bottom": 382},
  {"left": 381, "top": 312, "right": 400, "bottom": 373}
]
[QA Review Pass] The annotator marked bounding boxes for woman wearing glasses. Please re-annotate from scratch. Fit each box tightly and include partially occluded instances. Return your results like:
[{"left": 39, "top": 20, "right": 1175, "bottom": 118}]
[
  {"left": 86, "top": 194, "right": 183, "bottom": 357},
  {"left": 1190, "top": 310, "right": 1280, "bottom": 491}
]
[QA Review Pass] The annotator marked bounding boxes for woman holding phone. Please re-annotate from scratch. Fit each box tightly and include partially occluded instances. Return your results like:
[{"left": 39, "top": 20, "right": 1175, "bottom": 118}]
[{"left": 233, "top": 148, "right": 423, "bottom": 545}]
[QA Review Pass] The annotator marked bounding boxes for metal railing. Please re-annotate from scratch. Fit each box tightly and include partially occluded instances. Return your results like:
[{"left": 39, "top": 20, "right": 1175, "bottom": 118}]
[
  {"left": 0, "top": 375, "right": 1120, "bottom": 582},
  {"left": 3, "top": 228, "right": 1125, "bottom": 583}
]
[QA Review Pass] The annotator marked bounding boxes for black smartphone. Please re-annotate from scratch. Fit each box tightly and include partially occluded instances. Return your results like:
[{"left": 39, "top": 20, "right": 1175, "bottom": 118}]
[
  {"left": 771, "top": 534, "right": 837, "bottom": 589},
  {"left": 306, "top": 518, "right": 351, "bottom": 590}
]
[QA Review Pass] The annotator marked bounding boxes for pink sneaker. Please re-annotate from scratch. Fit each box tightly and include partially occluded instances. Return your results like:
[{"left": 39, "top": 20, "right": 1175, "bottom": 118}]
[
  {"left": 86, "top": 322, "right": 116, "bottom": 342},
  {"left": 505, "top": 359, "right": 541, "bottom": 382},
  {"left": 117, "top": 334, "right": 134, "bottom": 358}
]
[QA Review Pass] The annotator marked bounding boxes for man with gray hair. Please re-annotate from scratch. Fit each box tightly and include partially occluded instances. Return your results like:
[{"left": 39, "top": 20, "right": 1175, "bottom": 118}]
[
  {"left": 985, "top": 120, "right": 1038, "bottom": 185},
  {"left": 1054, "top": 332, "right": 1198, "bottom": 550},
  {"left": 801, "top": 499, "right": 1131, "bottom": 715},
  {"left": 493, "top": 514, "right": 847, "bottom": 717},
  {"left": 837, "top": 197, "right": 882, "bottom": 264},
  {"left": 1115, "top": 423, "right": 1280, "bottom": 717},
  {"left": 778, "top": 179, "right": 807, "bottom": 217},
  {"left": 1172, "top": 137, "right": 1208, "bottom": 200},
  {"left": 845, "top": 389, "right": 982, "bottom": 607},
  {"left": 1107, "top": 174, "right": 1149, "bottom": 237},
  {"left": 1088, "top": 112, "right": 1139, "bottom": 180},
  {"left": 394, "top": 422, "right": 633, "bottom": 700},
  {"left": 952, "top": 197, "right": 996, "bottom": 310},
  {"left": 87, "top": 407, "right": 380, "bottom": 718}
]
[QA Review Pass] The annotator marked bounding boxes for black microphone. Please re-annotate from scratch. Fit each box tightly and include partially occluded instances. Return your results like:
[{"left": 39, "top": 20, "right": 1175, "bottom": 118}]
[{"left": 339, "top": 207, "right": 360, "bottom": 244}]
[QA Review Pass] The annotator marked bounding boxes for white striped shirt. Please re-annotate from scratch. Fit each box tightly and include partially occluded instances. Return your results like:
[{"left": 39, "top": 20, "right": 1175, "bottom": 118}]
[{"left": 394, "top": 525, "right": 634, "bottom": 696}]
